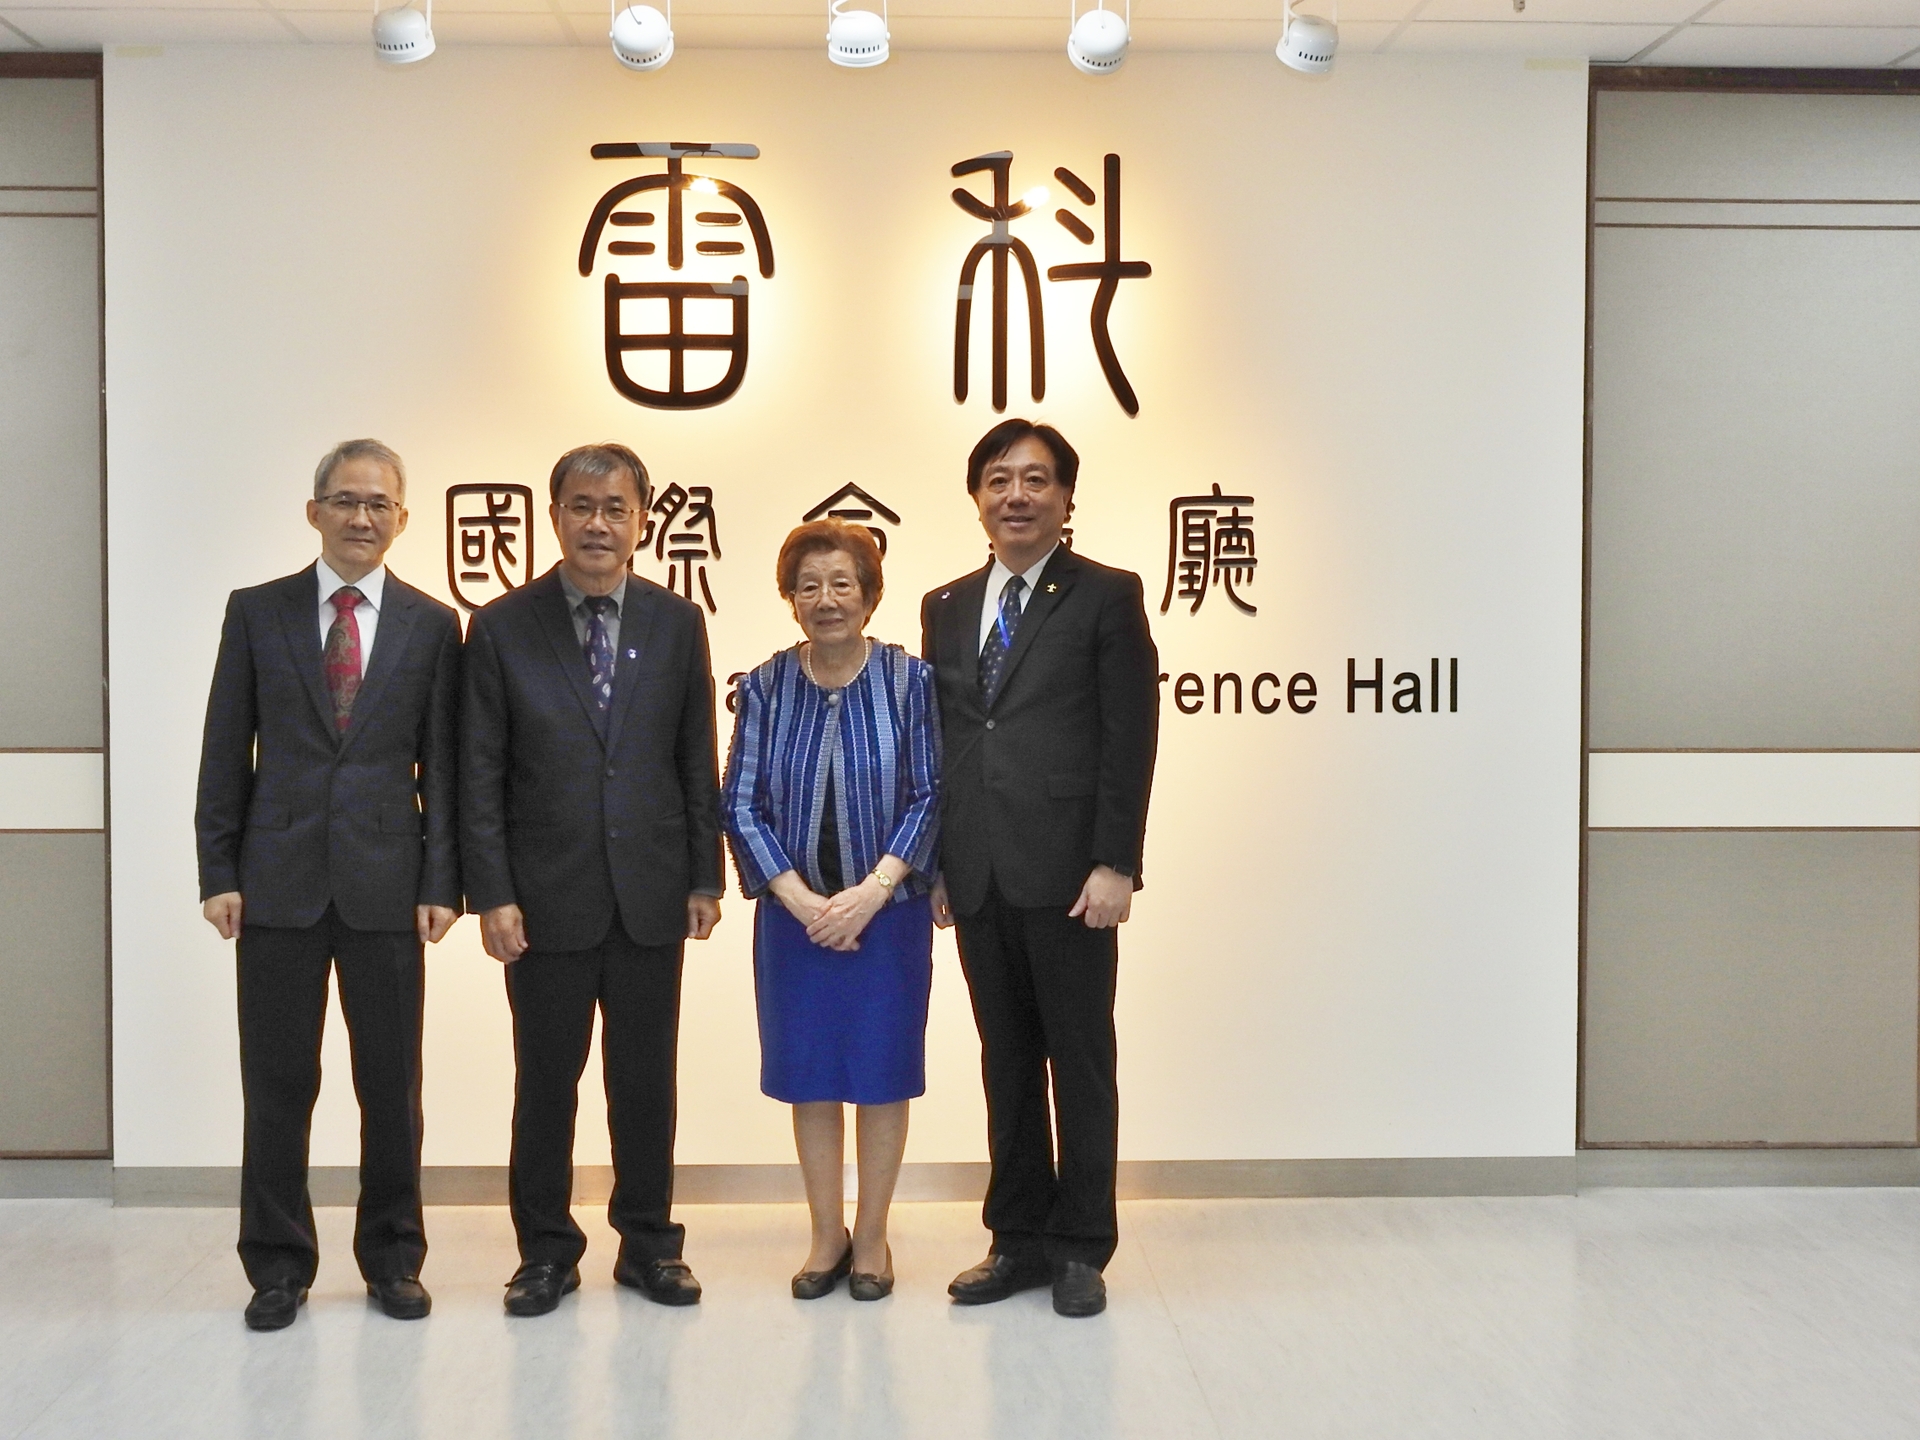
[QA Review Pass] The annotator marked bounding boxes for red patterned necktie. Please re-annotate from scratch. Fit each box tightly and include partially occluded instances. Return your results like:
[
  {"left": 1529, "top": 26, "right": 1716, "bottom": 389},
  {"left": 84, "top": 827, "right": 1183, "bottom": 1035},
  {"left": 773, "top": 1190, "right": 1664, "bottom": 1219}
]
[{"left": 324, "top": 585, "right": 365, "bottom": 732}]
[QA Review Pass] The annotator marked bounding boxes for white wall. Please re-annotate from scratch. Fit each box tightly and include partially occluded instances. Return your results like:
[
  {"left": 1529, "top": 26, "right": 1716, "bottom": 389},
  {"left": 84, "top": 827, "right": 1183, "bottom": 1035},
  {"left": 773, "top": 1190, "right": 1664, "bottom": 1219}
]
[{"left": 103, "top": 46, "right": 1587, "bottom": 1168}]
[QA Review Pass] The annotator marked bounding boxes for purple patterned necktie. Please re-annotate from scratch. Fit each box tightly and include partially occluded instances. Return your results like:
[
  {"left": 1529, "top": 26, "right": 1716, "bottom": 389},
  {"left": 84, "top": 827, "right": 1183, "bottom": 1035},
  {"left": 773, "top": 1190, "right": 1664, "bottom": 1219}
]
[
  {"left": 583, "top": 595, "right": 616, "bottom": 714},
  {"left": 978, "top": 574, "right": 1026, "bottom": 704}
]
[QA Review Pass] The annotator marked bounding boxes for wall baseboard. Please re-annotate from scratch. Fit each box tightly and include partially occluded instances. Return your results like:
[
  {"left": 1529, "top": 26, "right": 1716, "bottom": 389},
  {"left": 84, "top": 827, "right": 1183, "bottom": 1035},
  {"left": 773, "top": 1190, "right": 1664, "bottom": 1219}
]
[
  {"left": 11, "top": 1152, "right": 1899, "bottom": 1207},
  {"left": 1577, "top": 1147, "right": 1920, "bottom": 1188},
  {"left": 101, "top": 1157, "right": 1576, "bottom": 1207},
  {"left": 0, "top": 1158, "right": 112, "bottom": 1200}
]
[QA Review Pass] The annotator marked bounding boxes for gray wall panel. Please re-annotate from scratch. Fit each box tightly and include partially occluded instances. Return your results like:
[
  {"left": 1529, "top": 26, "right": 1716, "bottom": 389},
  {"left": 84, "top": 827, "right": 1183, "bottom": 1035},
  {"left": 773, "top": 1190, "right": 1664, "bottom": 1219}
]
[
  {"left": 0, "top": 78, "right": 95, "bottom": 188},
  {"left": 0, "top": 834, "right": 108, "bottom": 1153},
  {"left": 1583, "top": 831, "right": 1919, "bottom": 1146},
  {"left": 1588, "top": 227, "right": 1920, "bottom": 749},
  {"left": 0, "top": 76, "right": 100, "bottom": 749},
  {"left": 0, "top": 215, "right": 103, "bottom": 747}
]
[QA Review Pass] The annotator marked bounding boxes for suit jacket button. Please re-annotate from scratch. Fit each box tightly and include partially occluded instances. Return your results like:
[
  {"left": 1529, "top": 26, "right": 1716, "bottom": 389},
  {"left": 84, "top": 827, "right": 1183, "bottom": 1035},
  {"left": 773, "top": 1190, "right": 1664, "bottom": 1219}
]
[
  {"left": 608, "top": 827, "right": 620, "bottom": 839},
  {"left": 606, "top": 767, "right": 616, "bottom": 778},
  {"left": 985, "top": 719, "right": 996, "bottom": 731}
]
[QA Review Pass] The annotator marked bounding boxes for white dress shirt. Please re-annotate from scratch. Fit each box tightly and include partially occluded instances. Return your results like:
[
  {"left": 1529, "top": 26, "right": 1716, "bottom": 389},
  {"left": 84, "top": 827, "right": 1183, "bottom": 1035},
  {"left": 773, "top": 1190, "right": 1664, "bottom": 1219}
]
[
  {"left": 316, "top": 558, "right": 386, "bottom": 679},
  {"left": 977, "top": 545, "right": 1059, "bottom": 655}
]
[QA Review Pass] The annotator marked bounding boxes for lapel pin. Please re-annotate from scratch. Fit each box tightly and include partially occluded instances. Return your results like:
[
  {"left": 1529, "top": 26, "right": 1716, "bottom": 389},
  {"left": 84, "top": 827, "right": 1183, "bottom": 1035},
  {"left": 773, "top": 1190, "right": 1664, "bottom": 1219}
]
[
  {"left": 1045, "top": 583, "right": 1059, "bottom": 594},
  {"left": 940, "top": 590, "right": 951, "bottom": 600},
  {"left": 626, "top": 649, "right": 637, "bottom": 659}
]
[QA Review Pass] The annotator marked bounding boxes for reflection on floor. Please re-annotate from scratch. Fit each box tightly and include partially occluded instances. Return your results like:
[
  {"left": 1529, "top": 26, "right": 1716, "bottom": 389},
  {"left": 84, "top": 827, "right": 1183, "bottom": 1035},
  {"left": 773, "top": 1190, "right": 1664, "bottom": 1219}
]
[{"left": 4, "top": 1189, "right": 1920, "bottom": 1438}]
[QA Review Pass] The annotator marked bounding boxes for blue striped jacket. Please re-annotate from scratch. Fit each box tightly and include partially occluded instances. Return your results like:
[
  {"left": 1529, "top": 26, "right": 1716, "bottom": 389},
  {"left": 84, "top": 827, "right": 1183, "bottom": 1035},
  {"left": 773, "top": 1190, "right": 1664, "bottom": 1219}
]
[{"left": 721, "top": 642, "right": 942, "bottom": 902}]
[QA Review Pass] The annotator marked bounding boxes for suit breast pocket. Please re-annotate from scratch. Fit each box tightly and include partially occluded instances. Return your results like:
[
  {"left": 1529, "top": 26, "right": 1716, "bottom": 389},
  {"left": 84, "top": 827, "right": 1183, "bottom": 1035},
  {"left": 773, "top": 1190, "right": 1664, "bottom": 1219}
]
[{"left": 380, "top": 802, "right": 423, "bottom": 836}]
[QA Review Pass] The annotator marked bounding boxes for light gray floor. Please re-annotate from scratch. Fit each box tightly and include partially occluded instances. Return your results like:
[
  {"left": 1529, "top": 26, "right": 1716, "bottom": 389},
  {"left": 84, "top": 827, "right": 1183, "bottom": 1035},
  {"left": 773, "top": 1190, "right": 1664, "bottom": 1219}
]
[{"left": 4, "top": 1190, "right": 1920, "bottom": 1439}]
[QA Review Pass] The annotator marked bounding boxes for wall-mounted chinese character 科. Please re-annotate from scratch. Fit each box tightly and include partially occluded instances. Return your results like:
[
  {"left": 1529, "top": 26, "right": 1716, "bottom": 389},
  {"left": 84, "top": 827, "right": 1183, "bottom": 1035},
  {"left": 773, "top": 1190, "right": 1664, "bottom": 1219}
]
[
  {"left": 578, "top": 142, "right": 774, "bottom": 411},
  {"left": 447, "top": 484, "right": 535, "bottom": 612}
]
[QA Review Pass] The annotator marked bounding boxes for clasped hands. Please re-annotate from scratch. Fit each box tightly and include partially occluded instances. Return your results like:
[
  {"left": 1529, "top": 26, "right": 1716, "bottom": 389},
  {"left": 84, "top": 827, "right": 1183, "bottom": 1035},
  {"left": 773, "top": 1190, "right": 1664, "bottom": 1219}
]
[{"left": 769, "top": 869, "right": 888, "bottom": 952}]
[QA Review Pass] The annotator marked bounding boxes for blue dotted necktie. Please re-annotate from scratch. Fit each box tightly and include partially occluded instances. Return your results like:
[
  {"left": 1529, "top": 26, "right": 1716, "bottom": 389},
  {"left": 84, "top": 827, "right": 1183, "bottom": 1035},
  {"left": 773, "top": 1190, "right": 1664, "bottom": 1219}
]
[
  {"left": 978, "top": 574, "right": 1026, "bottom": 705},
  {"left": 583, "top": 595, "right": 616, "bottom": 714}
]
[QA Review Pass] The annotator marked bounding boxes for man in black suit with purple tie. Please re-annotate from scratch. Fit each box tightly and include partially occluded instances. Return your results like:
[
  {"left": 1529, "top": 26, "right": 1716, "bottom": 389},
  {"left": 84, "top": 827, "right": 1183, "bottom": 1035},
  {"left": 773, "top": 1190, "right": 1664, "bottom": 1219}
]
[
  {"left": 460, "top": 442, "right": 723, "bottom": 1318},
  {"left": 921, "top": 419, "right": 1160, "bottom": 1318},
  {"left": 196, "top": 438, "right": 461, "bottom": 1331}
]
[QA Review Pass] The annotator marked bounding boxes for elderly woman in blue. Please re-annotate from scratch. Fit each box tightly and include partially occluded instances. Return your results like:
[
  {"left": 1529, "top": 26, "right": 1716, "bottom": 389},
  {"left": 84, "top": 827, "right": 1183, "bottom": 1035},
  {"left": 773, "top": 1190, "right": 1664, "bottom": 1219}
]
[{"left": 722, "top": 519, "right": 941, "bottom": 1302}]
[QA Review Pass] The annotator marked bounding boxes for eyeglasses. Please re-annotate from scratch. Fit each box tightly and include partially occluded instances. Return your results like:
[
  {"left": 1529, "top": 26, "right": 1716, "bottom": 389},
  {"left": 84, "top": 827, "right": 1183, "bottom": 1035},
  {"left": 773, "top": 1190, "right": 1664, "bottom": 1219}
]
[
  {"left": 321, "top": 495, "right": 400, "bottom": 519},
  {"left": 562, "top": 500, "right": 636, "bottom": 525},
  {"left": 794, "top": 578, "right": 863, "bottom": 601}
]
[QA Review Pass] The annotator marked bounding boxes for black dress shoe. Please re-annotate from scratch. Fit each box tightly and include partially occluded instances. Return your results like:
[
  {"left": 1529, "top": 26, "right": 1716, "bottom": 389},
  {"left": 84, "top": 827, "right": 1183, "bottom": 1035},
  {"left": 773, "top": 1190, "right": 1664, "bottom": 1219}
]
[
  {"left": 244, "top": 1283, "right": 307, "bottom": 1332},
  {"left": 613, "top": 1255, "right": 703, "bottom": 1306},
  {"left": 947, "top": 1253, "right": 1051, "bottom": 1306},
  {"left": 504, "top": 1262, "right": 580, "bottom": 1317},
  {"left": 791, "top": 1230, "right": 853, "bottom": 1300},
  {"left": 367, "top": 1275, "right": 432, "bottom": 1320},
  {"left": 1052, "top": 1261, "right": 1107, "bottom": 1317}
]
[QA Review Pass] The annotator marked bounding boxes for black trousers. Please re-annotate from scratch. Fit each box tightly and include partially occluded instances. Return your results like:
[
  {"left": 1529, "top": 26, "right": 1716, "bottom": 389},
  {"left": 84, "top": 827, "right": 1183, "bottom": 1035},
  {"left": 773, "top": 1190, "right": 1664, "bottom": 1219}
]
[
  {"left": 954, "top": 881, "right": 1120, "bottom": 1271},
  {"left": 505, "top": 922, "right": 686, "bottom": 1268},
  {"left": 236, "top": 908, "right": 426, "bottom": 1289}
]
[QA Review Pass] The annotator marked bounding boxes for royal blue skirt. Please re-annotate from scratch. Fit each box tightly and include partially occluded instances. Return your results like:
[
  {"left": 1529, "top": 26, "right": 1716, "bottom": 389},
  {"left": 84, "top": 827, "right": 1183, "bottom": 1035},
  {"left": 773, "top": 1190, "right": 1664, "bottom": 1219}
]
[{"left": 754, "top": 892, "right": 933, "bottom": 1106}]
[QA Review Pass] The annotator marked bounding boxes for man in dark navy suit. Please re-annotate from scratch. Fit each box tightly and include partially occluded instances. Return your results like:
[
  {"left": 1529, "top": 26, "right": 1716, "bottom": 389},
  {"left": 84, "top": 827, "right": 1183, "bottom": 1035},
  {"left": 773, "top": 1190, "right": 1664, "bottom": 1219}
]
[
  {"left": 921, "top": 420, "right": 1159, "bottom": 1318},
  {"left": 460, "top": 442, "right": 723, "bottom": 1318},
  {"left": 196, "top": 438, "right": 462, "bottom": 1331}
]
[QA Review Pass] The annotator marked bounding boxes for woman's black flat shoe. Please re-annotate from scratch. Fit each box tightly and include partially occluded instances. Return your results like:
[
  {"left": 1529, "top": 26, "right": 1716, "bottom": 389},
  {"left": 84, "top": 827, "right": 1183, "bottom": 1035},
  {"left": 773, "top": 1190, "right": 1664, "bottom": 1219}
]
[
  {"left": 849, "top": 1245, "right": 894, "bottom": 1301},
  {"left": 792, "top": 1231, "right": 854, "bottom": 1299}
]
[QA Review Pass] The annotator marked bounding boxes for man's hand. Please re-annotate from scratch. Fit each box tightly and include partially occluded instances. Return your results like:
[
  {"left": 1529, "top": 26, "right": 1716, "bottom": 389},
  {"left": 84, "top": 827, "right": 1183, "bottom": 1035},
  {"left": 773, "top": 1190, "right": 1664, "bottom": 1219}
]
[
  {"left": 481, "top": 903, "right": 529, "bottom": 964},
  {"left": 416, "top": 905, "right": 458, "bottom": 945},
  {"left": 1067, "top": 865, "right": 1133, "bottom": 929},
  {"left": 930, "top": 875, "right": 955, "bottom": 930},
  {"left": 687, "top": 893, "right": 721, "bottom": 941},
  {"left": 805, "top": 878, "right": 887, "bottom": 953},
  {"left": 203, "top": 892, "right": 244, "bottom": 940}
]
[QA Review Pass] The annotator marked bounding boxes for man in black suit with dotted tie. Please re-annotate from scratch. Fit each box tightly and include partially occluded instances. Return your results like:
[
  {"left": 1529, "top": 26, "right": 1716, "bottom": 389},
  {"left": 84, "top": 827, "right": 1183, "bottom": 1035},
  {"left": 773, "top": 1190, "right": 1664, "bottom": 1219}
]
[
  {"left": 196, "top": 439, "right": 462, "bottom": 1332},
  {"left": 921, "top": 419, "right": 1159, "bottom": 1318}
]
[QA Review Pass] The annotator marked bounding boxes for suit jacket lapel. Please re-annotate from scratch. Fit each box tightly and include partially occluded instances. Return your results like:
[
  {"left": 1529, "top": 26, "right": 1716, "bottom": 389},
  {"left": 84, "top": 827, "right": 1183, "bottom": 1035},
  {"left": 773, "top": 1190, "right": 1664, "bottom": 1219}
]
[
  {"left": 338, "top": 577, "right": 417, "bottom": 752},
  {"left": 989, "top": 547, "right": 1078, "bottom": 708},
  {"left": 533, "top": 570, "right": 607, "bottom": 745},
  {"left": 948, "top": 566, "right": 990, "bottom": 703},
  {"left": 602, "top": 575, "right": 658, "bottom": 757},
  {"left": 277, "top": 566, "right": 339, "bottom": 741}
]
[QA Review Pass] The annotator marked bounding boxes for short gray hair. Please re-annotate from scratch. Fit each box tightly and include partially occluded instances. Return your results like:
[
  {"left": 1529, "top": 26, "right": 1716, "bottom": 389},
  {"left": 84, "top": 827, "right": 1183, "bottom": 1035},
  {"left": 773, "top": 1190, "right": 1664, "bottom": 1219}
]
[{"left": 313, "top": 438, "right": 407, "bottom": 501}]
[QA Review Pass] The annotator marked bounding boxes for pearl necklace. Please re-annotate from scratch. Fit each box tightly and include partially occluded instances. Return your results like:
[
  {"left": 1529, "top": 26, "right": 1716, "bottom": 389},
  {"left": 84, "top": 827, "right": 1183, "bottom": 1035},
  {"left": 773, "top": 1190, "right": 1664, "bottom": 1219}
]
[{"left": 802, "top": 637, "right": 871, "bottom": 690}]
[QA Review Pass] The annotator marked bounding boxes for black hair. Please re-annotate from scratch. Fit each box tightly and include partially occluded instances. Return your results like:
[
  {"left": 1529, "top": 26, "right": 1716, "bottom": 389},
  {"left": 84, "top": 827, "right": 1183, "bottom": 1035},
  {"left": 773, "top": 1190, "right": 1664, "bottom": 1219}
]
[
  {"left": 965, "top": 419, "right": 1079, "bottom": 494},
  {"left": 548, "top": 442, "right": 650, "bottom": 505}
]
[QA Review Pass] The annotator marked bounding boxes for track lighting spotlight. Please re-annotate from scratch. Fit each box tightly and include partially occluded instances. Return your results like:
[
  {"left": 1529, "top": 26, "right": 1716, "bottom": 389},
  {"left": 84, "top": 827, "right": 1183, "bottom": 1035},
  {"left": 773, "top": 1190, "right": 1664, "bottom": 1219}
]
[
  {"left": 372, "top": 0, "right": 435, "bottom": 63},
  {"left": 1276, "top": 0, "right": 1336, "bottom": 73},
  {"left": 1067, "top": 0, "right": 1129, "bottom": 75},
  {"left": 827, "top": 0, "right": 889, "bottom": 67},
  {"left": 611, "top": 0, "right": 674, "bottom": 69}
]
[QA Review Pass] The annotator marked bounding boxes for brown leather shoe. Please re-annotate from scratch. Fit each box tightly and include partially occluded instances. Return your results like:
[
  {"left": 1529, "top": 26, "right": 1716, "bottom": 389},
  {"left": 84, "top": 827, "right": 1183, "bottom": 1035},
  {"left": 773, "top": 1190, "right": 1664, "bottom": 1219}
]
[
  {"left": 614, "top": 1254, "right": 703, "bottom": 1306},
  {"left": 791, "top": 1230, "right": 853, "bottom": 1300},
  {"left": 947, "top": 1253, "right": 1050, "bottom": 1305},
  {"left": 849, "top": 1245, "right": 893, "bottom": 1301}
]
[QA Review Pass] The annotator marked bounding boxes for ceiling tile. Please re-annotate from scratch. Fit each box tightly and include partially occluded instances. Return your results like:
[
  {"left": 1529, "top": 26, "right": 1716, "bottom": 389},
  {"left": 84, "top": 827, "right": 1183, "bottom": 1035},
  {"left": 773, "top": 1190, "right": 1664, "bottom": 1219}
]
[
  {"left": 1649, "top": 23, "right": 1920, "bottom": 65},
  {"left": 1393, "top": 19, "right": 1666, "bottom": 57},
  {"left": 1707, "top": 0, "right": 1920, "bottom": 24},
  {"left": 1420, "top": 0, "right": 1697, "bottom": 21}
]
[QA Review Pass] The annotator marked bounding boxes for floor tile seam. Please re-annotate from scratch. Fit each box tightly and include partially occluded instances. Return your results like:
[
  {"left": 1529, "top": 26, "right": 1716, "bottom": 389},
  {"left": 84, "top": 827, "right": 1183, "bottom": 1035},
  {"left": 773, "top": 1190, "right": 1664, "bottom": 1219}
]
[{"left": 1128, "top": 1225, "right": 1230, "bottom": 1440}]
